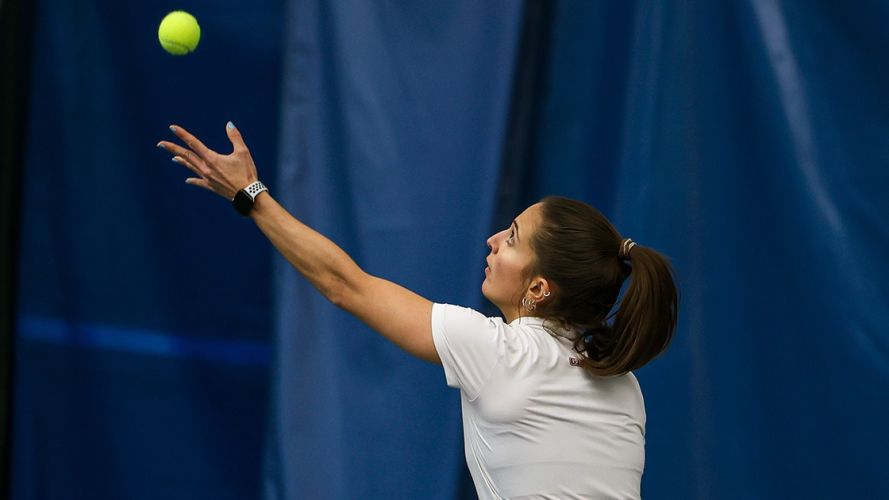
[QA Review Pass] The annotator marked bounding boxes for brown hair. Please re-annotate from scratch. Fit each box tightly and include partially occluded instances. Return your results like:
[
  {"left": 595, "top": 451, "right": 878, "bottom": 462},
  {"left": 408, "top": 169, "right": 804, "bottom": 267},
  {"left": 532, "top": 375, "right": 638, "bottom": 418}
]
[{"left": 528, "top": 196, "right": 678, "bottom": 376}]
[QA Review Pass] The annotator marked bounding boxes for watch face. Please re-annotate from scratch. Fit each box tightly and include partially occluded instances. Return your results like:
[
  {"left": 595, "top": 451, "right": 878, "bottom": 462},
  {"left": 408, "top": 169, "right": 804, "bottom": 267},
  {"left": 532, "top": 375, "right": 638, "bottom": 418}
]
[{"left": 232, "top": 190, "right": 253, "bottom": 216}]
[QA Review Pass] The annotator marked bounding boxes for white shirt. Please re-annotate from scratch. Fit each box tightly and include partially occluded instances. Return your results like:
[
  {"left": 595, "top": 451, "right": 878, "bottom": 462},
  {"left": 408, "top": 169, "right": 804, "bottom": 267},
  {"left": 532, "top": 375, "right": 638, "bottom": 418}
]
[{"left": 431, "top": 303, "right": 646, "bottom": 500}]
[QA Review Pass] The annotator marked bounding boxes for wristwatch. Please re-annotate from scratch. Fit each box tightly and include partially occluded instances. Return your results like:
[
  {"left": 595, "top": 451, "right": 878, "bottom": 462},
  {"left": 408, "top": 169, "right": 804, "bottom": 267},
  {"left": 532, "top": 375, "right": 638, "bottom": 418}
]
[{"left": 231, "top": 181, "right": 268, "bottom": 216}]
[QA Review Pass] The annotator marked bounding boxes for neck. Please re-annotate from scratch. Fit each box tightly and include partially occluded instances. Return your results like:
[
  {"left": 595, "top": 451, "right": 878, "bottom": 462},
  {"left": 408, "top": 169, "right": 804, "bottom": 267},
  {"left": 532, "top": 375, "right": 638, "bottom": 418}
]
[{"left": 502, "top": 306, "right": 528, "bottom": 324}]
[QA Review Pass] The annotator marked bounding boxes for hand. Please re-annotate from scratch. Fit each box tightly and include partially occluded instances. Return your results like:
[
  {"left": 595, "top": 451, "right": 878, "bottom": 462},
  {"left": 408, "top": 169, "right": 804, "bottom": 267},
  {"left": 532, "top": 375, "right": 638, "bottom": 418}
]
[{"left": 157, "top": 122, "right": 258, "bottom": 200}]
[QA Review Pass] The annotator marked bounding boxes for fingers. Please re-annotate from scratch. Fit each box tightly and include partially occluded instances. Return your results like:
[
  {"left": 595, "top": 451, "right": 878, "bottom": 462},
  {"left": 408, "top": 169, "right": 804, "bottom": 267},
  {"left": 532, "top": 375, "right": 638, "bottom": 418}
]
[
  {"left": 158, "top": 123, "right": 247, "bottom": 200},
  {"left": 185, "top": 177, "right": 213, "bottom": 191},
  {"left": 173, "top": 156, "right": 225, "bottom": 196},
  {"left": 169, "top": 124, "right": 215, "bottom": 160},
  {"left": 225, "top": 121, "right": 247, "bottom": 152},
  {"left": 158, "top": 140, "right": 205, "bottom": 168},
  {"left": 171, "top": 155, "right": 205, "bottom": 179}
]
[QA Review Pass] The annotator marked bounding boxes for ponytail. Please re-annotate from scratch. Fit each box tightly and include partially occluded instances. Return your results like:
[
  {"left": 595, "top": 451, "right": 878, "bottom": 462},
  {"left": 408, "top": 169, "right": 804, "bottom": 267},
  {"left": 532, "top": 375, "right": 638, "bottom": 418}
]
[
  {"left": 577, "top": 244, "right": 678, "bottom": 376},
  {"left": 532, "top": 197, "right": 678, "bottom": 377}
]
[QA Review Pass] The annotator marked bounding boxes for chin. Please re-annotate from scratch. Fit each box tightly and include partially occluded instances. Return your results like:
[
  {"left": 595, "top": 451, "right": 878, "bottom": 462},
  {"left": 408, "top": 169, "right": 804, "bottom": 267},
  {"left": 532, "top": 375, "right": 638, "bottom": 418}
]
[
  {"left": 480, "top": 283, "right": 502, "bottom": 310},
  {"left": 481, "top": 279, "right": 489, "bottom": 297}
]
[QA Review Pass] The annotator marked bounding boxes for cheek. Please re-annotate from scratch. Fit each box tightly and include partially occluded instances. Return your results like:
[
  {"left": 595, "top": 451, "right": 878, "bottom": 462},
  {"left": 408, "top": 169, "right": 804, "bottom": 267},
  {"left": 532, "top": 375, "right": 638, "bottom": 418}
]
[{"left": 496, "top": 257, "right": 525, "bottom": 288}]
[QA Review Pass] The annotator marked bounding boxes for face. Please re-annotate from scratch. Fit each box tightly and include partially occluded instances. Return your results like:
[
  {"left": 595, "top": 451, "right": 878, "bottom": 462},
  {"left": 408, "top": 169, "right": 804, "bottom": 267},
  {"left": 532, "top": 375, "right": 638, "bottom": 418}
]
[{"left": 482, "top": 203, "right": 544, "bottom": 320}]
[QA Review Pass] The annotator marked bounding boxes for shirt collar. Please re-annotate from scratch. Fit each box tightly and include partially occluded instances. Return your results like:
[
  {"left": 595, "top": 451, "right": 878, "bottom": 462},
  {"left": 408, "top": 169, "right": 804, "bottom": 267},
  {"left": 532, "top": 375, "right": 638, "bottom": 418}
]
[{"left": 508, "top": 315, "right": 578, "bottom": 339}]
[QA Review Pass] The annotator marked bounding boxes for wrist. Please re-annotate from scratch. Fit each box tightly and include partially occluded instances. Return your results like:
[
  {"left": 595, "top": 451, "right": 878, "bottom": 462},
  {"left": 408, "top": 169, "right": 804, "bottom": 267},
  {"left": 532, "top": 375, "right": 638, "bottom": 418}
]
[
  {"left": 250, "top": 190, "right": 271, "bottom": 217},
  {"left": 231, "top": 180, "right": 268, "bottom": 216}
]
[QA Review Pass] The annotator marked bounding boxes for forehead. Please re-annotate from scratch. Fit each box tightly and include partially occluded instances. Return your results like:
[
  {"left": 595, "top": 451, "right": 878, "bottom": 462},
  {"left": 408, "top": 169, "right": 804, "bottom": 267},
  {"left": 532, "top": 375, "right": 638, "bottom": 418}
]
[
  {"left": 514, "top": 203, "right": 543, "bottom": 237},
  {"left": 516, "top": 203, "right": 543, "bottom": 226}
]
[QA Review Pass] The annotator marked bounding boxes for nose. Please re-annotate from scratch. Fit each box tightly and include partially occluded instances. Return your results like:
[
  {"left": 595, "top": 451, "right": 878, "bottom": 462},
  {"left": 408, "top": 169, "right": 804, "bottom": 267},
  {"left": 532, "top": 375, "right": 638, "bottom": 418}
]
[{"left": 487, "top": 229, "right": 504, "bottom": 253}]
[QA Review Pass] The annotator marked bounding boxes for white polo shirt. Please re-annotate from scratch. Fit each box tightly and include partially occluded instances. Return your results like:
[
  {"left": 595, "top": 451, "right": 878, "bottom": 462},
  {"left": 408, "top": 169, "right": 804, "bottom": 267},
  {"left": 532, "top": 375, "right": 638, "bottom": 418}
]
[{"left": 431, "top": 303, "right": 646, "bottom": 500}]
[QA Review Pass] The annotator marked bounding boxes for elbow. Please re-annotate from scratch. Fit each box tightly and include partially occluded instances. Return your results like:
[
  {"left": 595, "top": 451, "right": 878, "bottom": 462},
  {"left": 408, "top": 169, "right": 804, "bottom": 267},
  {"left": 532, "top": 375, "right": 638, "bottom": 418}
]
[
  {"left": 324, "top": 276, "right": 350, "bottom": 309},
  {"left": 324, "top": 271, "right": 365, "bottom": 311}
]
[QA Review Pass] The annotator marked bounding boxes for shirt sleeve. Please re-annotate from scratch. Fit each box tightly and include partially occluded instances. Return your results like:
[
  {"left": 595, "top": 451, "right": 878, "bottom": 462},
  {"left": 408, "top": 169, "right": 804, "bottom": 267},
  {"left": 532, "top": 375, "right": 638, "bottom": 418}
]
[{"left": 431, "top": 303, "right": 505, "bottom": 399}]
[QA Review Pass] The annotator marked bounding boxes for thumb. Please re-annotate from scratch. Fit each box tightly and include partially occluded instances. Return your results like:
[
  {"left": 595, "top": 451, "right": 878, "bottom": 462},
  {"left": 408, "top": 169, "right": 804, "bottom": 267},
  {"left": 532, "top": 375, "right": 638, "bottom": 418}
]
[{"left": 226, "top": 121, "right": 247, "bottom": 151}]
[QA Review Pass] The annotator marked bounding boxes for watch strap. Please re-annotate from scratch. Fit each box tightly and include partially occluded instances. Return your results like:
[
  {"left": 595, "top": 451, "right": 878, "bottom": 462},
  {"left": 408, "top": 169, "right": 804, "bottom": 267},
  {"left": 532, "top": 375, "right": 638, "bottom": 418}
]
[
  {"left": 242, "top": 181, "right": 268, "bottom": 202},
  {"left": 231, "top": 181, "right": 268, "bottom": 216}
]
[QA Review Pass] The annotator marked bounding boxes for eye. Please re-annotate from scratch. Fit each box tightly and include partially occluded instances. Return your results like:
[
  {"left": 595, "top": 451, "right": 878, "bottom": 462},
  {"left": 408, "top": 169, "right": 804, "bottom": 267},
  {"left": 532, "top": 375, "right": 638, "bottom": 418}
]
[{"left": 507, "top": 229, "right": 515, "bottom": 245}]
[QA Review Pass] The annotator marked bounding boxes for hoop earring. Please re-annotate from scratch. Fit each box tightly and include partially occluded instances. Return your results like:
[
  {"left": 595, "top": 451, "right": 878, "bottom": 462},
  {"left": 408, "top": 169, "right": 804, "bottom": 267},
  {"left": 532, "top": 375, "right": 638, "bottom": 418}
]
[{"left": 522, "top": 297, "right": 537, "bottom": 312}]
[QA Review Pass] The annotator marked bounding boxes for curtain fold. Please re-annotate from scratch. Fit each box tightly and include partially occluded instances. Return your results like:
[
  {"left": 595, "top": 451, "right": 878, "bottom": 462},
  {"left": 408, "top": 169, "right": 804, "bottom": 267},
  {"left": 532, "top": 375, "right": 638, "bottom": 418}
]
[{"left": 265, "top": 2, "right": 525, "bottom": 498}]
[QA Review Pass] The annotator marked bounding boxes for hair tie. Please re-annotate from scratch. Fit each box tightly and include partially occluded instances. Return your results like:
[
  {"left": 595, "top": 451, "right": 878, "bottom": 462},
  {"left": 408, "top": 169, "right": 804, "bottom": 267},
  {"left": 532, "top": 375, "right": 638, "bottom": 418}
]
[{"left": 619, "top": 238, "right": 636, "bottom": 260}]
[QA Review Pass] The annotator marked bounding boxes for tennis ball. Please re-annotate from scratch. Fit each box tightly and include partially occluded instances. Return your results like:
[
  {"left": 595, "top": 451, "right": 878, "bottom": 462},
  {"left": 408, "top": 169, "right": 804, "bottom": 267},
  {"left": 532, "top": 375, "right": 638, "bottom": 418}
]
[{"left": 158, "top": 11, "right": 201, "bottom": 55}]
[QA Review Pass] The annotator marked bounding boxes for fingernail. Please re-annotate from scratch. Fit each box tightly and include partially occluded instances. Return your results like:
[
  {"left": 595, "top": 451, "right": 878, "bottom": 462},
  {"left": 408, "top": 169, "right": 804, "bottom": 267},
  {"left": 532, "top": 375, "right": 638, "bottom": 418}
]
[
  {"left": 156, "top": 142, "right": 165, "bottom": 150},
  {"left": 169, "top": 125, "right": 177, "bottom": 132},
  {"left": 226, "top": 121, "right": 235, "bottom": 130},
  {"left": 171, "top": 157, "right": 181, "bottom": 163}
]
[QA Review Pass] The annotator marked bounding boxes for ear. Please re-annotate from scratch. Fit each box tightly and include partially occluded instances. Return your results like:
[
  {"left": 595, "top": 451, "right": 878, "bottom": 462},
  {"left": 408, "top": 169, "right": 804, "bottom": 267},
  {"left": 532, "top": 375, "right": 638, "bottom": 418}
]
[{"left": 527, "top": 277, "right": 552, "bottom": 304}]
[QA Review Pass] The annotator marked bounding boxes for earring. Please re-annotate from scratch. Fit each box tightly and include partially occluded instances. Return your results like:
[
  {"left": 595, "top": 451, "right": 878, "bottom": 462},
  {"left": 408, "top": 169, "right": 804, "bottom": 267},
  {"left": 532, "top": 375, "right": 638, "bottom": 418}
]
[{"left": 522, "top": 296, "right": 537, "bottom": 312}]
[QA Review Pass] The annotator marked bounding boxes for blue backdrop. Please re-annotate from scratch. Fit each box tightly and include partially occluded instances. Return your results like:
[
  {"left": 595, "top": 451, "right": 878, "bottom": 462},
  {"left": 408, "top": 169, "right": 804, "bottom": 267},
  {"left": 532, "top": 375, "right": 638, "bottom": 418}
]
[
  {"left": 11, "top": 1, "right": 889, "bottom": 499},
  {"left": 12, "top": 0, "right": 283, "bottom": 498}
]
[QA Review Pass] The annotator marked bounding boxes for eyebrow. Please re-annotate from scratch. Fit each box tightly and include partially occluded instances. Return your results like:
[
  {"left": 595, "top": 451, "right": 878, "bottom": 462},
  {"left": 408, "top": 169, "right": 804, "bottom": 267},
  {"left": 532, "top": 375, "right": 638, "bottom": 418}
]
[{"left": 512, "top": 220, "right": 520, "bottom": 241}]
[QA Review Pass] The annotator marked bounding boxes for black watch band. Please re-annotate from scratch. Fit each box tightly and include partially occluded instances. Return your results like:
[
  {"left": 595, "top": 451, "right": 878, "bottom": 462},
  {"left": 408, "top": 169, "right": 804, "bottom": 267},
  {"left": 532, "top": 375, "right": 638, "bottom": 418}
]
[{"left": 232, "top": 181, "right": 268, "bottom": 216}]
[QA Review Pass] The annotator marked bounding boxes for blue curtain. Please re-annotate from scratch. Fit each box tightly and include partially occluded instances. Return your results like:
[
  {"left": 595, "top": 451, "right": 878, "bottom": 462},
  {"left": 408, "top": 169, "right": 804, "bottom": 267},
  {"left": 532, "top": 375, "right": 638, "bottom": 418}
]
[
  {"left": 267, "top": 1, "right": 889, "bottom": 499},
  {"left": 11, "top": 0, "right": 889, "bottom": 499},
  {"left": 264, "top": 2, "right": 525, "bottom": 498},
  {"left": 511, "top": 2, "right": 889, "bottom": 497},
  {"left": 11, "top": 0, "right": 284, "bottom": 498}
]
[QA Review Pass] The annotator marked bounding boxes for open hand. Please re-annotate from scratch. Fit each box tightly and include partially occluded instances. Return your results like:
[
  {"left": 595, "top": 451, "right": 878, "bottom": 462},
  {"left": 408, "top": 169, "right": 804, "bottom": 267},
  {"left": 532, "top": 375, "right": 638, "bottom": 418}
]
[{"left": 157, "top": 122, "right": 258, "bottom": 200}]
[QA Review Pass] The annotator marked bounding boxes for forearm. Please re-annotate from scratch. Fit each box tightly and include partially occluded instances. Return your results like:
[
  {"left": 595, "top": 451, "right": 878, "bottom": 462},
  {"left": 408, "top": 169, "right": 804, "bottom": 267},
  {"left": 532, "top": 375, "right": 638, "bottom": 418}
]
[
  {"left": 249, "top": 192, "right": 364, "bottom": 304},
  {"left": 249, "top": 192, "right": 437, "bottom": 361}
]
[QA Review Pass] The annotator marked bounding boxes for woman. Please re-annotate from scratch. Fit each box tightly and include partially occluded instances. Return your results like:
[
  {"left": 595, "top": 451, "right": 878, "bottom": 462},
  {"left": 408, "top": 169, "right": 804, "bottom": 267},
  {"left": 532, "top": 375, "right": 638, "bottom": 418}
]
[{"left": 158, "top": 122, "right": 678, "bottom": 499}]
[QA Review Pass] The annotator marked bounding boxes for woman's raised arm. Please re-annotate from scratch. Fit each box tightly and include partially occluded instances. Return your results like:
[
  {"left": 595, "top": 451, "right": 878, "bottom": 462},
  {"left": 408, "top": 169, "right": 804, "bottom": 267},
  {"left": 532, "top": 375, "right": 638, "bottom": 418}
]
[{"left": 157, "top": 123, "right": 439, "bottom": 363}]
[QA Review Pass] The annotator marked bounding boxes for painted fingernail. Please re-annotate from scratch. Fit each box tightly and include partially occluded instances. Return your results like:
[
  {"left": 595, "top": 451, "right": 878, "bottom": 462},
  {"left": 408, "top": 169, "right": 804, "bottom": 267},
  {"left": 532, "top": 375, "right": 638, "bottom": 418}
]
[
  {"left": 171, "top": 157, "right": 181, "bottom": 163},
  {"left": 226, "top": 121, "right": 235, "bottom": 130},
  {"left": 169, "top": 125, "right": 177, "bottom": 132},
  {"left": 156, "top": 142, "right": 165, "bottom": 150}
]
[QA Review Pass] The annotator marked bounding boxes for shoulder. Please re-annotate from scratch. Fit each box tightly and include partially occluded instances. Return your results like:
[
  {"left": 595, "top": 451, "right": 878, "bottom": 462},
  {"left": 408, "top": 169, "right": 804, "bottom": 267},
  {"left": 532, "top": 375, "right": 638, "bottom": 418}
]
[
  {"left": 430, "top": 304, "right": 505, "bottom": 396},
  {"left": 432, "top": 303, "right": 502, "bottom": 330},
  {"left": 431, "top": 304, "right": 510, "bottom": 356},
  {"left": 431, "top": 304, "right": 554, "bottom": 397},
  {"left": 431, "top": 304, "right": 552, "bottom": 355}
]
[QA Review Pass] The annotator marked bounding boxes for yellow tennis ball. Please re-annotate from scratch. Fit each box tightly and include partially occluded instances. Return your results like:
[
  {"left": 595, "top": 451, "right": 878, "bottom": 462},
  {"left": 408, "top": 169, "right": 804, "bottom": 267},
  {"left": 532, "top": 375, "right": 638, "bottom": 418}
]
[{"left": 158, "top": 11, "right": 201, "bottom": 55}]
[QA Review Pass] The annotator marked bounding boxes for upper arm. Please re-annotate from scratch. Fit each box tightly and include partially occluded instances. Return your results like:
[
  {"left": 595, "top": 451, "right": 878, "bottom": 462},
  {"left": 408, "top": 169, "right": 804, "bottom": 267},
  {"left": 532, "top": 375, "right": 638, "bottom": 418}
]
[{"left": 336, "top": 272, "right": 439, "bottom": 363}]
